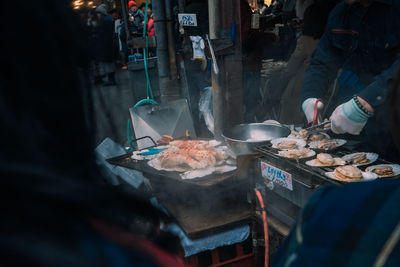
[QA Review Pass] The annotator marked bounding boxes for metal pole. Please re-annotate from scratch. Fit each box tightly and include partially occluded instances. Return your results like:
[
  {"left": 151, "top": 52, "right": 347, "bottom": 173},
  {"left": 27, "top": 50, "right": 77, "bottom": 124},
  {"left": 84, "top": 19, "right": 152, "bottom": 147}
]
[
  {"left": 208, "top": 0, "right": 220, "bottom": 39},
  {"left": 153, "top": 0, "right": 171, "bottom": 100},
  {"left": 165, "top": 0, "right": 178, "bottom": 80},
  {"left": 120, "top": 0, "right": 131, "bottom": 41},
  {"left": 208, "top": 0, "right": 223, "bottom": 140}
]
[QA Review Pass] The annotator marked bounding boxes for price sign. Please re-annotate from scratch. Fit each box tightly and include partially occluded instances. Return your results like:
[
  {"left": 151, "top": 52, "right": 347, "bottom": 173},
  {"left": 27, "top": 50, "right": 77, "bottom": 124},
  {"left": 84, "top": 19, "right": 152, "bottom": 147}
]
[
  {"left": 178, "top": 13, "right": 198, "bottom": 27},
  {"left": 261, "top": 161, "right": 293, "bottom": 191}
]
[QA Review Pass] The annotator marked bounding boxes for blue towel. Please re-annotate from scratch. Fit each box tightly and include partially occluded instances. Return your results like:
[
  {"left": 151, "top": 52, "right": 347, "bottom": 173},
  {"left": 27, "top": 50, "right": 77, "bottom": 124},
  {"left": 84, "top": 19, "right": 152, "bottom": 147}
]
[{"left": 168, "top": 223, "right": 250, "bottom": 257}]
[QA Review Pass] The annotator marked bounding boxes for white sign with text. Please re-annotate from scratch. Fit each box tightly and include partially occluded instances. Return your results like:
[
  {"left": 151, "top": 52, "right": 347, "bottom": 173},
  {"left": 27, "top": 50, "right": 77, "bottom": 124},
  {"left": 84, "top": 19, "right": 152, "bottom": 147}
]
[
  {"left": 261, "top": 161, "right": 293, "bottom": 191},
  {"left": 178, "top": 13, "right": 198, "bottom": 27}
]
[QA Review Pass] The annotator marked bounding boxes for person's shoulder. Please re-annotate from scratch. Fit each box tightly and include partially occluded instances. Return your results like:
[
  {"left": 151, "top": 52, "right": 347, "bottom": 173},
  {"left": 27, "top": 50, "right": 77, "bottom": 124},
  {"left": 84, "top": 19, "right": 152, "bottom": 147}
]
[
  {"left": 328, "top": 1, "right": 346, "bottom": 18},
  {"left": 325, "top": 1, "right": 347, "bottom": 27}
]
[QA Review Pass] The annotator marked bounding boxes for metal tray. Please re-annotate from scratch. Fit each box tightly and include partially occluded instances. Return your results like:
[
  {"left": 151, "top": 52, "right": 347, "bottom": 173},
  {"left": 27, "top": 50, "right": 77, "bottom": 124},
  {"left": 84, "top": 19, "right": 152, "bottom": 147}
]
[{"left": 106, "top": 153, "right": 237, "bottom": 187}]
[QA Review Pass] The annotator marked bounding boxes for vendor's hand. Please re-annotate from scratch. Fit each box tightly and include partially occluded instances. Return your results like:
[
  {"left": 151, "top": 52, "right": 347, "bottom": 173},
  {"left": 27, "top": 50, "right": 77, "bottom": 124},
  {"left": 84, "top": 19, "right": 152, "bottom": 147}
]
[
  {"left": 329, "top": 98, "right": 372, "bottom": 135},
  {"left": 302, "top": 98, "right": 324, "bottom": 124}
]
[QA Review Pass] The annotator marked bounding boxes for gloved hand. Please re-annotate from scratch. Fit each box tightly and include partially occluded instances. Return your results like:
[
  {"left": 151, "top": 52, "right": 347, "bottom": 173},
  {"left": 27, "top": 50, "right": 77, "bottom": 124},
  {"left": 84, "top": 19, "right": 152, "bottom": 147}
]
[
  {"left": 329, "top": 98, "right": 372, "bottom": 135},
  {"left": 302, "top": 98, "right": 324, "bottom": 124}
]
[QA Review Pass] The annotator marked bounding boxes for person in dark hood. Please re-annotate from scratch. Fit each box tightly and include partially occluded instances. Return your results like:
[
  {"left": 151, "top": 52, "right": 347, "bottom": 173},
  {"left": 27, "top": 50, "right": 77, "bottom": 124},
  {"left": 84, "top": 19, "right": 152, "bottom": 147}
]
[{"left": 93, "top": 4, "right": 117, "bottom": 86}]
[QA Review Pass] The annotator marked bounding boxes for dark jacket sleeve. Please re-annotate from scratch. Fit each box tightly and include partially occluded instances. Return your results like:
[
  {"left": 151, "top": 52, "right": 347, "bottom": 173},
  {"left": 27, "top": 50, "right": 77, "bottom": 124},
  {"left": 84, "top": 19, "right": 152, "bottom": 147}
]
[
  {"left": 359, "top": 55, "right": 400, "bottom": 106},
  {"left": 300, "top": 7, "right": 345, "bottom": 103}
]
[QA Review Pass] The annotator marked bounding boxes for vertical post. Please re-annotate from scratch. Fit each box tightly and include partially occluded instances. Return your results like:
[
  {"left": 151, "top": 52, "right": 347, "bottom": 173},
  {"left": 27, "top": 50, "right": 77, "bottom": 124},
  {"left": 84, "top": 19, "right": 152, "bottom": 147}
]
[
  {"left": 178, "top": 0, "right": 185, "bottom": 12},
  {"left": 120, "top": 0, "right": 131, "bottom": 42},
  {"left": 208, "top": 0, "right": 224, "bottom": 141},
  {"left": 165, "top": 0, "right": 178, "bottom": 80},
  {"left": 153, "top": 0, "right": 171, "bottom": 101},
  {"left": 208, "top": 0, "right": 220, "bottom": 39}
]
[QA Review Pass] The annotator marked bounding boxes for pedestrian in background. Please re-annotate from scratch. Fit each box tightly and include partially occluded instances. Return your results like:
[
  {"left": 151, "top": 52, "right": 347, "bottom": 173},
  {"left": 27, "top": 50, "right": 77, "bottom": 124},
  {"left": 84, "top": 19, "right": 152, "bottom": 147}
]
[
  {"left": 128, "top": 1, "right": 145, "bottom": 36},
  {"left": 94, "top": 4, "right": 117, "bottom": 86},
  {"left": 139, "top": 2, "right": 147, "bottom": 14}
]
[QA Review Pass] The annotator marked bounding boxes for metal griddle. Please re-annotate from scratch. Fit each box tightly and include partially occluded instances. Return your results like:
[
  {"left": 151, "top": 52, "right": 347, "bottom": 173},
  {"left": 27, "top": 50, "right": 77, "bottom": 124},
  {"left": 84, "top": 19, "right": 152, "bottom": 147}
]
[
  {"left": 106, "top": 152, "right": 237, "bottom": 186},
  {"left": 107, "top": 153, "right": 254, "bottom": 238}
]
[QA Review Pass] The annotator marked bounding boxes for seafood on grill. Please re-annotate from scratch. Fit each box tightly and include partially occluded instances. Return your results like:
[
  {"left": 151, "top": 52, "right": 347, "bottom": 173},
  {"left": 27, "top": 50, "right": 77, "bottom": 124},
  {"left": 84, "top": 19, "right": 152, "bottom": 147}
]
[
  {"left": 333, "top": 166, "right": 363, "bottom": 181},
  {"left": 149, "top": 140, "right": 230, "bottom": 172},
  {"left": 271, "top": 138, "right": 306, "bottom": 150},
  {"left": 278, "top": 148, "right": 315, "bottom": 159},
  {"left": 342, "top": 152, "right": 379, "bottom": 166},
  {"left": 346, "top": 153, "right": 369, "bottom": 165},
  {"left": 308, "top": 133, "right": 329, "bottom": 142},
  {"left": 366, "top": 164, "right": 400, "bottom": 178},
  {"left": 306, "top": 153, "right": 345, "bottom": 167},
  {"left": 308, "top": 139, "right": 346, "bottom": 151},
  {"left": 288, "top": 129, "right": 309, "bottom": 140},
  {"left": 325, "top": 165, "right": 378, "bottom": 182}
]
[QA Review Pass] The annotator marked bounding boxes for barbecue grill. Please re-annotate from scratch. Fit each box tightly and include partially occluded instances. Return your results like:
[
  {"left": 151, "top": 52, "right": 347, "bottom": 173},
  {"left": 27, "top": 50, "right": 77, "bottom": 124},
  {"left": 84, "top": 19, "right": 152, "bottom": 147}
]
[
  {"left": 107, "top": 152, "right": 254, "bottom": 238},
  {"left": 252, "top": 144, "right": 397, "bottom": 230}
]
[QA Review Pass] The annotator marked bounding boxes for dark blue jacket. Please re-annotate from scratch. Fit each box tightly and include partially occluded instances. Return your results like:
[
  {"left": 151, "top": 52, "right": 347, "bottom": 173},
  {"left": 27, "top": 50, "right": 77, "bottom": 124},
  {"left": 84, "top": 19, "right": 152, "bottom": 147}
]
[
  {"left": 272, "top": 180, "right": 400, "bottom": 267},
  {"left": 301, "top": 0, "right": 400, "bottom": 161}
]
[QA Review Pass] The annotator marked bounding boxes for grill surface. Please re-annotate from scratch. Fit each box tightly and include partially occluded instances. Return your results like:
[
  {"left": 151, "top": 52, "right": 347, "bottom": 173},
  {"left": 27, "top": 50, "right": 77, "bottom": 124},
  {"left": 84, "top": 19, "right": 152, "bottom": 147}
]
[
  {"left": 107, "top": 153, "right": 254, "bottom": 238},
  {"left": 253, "top": 144, "right": 397, "bottom": 229}
]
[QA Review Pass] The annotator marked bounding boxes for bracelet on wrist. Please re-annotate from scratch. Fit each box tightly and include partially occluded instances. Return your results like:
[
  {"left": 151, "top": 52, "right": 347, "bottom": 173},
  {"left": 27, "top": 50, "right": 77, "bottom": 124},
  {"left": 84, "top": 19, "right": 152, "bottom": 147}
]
[{"left": 353, "top": 95, "right": 374, "bottom": 117}]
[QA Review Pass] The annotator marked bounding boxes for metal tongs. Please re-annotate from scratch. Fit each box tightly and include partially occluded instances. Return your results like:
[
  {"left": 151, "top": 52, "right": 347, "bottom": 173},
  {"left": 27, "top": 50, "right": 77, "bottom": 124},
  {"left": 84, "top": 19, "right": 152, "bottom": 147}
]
[
  {"left": 304, "top": 98, "right": 331, "bottom": 134},
  {"left": 305, "top": 120, "right": 331, "bottom": 132}
]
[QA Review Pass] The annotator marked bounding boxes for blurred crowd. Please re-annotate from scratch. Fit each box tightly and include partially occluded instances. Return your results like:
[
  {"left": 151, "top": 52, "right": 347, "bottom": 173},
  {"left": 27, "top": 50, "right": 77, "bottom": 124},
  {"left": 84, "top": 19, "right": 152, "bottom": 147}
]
[{"left": 80, "top": 1, "right": 154, "bottom": 86}]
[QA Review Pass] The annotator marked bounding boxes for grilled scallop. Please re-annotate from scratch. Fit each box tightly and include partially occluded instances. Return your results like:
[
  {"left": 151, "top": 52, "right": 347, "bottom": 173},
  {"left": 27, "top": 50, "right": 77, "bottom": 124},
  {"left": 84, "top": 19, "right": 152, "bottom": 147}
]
[
  {"left": 316, "top": 153, "right": 334, "bottom": 165},
  {"left": 277, "top": 140, "right": 298, "bottom": 150},
  {"left": 333, "top": 166, "right": 363, "bottom": 181},
  {"left": 373, "top": 166, "right": 394, "bottom": 176}
]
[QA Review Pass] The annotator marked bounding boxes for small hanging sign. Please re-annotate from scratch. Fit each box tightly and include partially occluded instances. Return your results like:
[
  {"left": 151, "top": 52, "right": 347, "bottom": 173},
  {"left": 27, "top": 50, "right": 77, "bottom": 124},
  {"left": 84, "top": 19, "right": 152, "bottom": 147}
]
[{"left": 178, "top": 13, "right": 198, "bottom": 27}]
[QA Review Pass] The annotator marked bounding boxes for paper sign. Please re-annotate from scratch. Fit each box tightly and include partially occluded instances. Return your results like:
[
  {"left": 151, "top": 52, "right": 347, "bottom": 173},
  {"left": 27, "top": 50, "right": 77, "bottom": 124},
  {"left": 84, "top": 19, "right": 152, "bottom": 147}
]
[
  {"left": 178, "top": 13, "right": 198, "bottom": 27},
  {"left": 261, "top": 161, "right": 293, "bottom": 191}
]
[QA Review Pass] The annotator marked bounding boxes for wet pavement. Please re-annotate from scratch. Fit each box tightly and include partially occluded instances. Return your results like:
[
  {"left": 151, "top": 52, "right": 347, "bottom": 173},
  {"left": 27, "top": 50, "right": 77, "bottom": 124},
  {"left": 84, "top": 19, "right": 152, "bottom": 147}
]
[{"left": 92, "top": 69, "right": 135, "bottom": 146}]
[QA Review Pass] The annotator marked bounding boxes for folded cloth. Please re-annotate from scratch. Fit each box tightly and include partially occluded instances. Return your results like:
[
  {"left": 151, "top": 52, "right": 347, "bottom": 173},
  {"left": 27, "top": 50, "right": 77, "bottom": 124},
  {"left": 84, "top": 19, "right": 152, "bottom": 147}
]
[{"left": 95, "top": 138, "right": 147, "bottom": 188}]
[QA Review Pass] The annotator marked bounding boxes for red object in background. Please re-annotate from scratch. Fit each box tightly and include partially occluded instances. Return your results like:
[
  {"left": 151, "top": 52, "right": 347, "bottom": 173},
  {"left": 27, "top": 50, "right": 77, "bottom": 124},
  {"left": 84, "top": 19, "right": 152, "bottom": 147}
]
[
  {"left": 90, "top": 218, "right": 187, "bottom": 267},
  {"left": 147, "top": 16, "right": 155, "bottom": 36},
  {"left": 128, "top": 1, "right": 137, "bottom": 9},
  {"left": 256, "top": 190, "right": 269, "bottom": 267},
  {"left": 312, "top": 98, "right": 323, "bottom": 125}
]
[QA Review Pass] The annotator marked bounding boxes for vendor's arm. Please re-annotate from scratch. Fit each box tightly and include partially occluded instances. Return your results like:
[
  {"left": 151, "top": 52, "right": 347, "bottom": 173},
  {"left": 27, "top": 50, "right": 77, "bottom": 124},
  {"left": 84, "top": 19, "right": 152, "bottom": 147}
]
[
  {"left": 300, "top": 27, "right": 346, "bottom": 103},
  {"left": 358, "top": 54, "right": 400, "bottom": 108},
  {"left": 300, "top": 9, "right": 346, "bottom": 123}
]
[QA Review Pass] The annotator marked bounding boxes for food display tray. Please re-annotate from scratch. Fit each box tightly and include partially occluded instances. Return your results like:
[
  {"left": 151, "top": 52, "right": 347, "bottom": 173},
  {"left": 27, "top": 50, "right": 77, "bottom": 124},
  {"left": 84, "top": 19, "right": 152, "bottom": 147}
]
[{"left": 256, "top": 144, "right": 399, "bottom": 184}]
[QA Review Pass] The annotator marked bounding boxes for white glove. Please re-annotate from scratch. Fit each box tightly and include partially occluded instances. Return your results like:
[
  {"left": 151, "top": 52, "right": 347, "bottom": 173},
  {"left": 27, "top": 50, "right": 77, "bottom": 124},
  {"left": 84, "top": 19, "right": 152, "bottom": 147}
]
[
  {"left": 190, "top": 36, "right": 206, "bottom": 60},
  {"left": 329, "top": 99, "right": 371, "bottom": 135},
  {"left": 302, "top": 98, "right": 324, "bottom": 124}
]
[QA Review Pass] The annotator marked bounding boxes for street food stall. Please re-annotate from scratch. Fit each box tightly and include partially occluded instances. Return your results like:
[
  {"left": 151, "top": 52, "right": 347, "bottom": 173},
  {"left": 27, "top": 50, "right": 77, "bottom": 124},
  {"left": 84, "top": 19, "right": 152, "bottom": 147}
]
[
  {"left": 102, "top": 0, "right": 400, "bottom": 265},
  {"left": 105, "top": 113, "right": 400, "bottom": 265}
]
